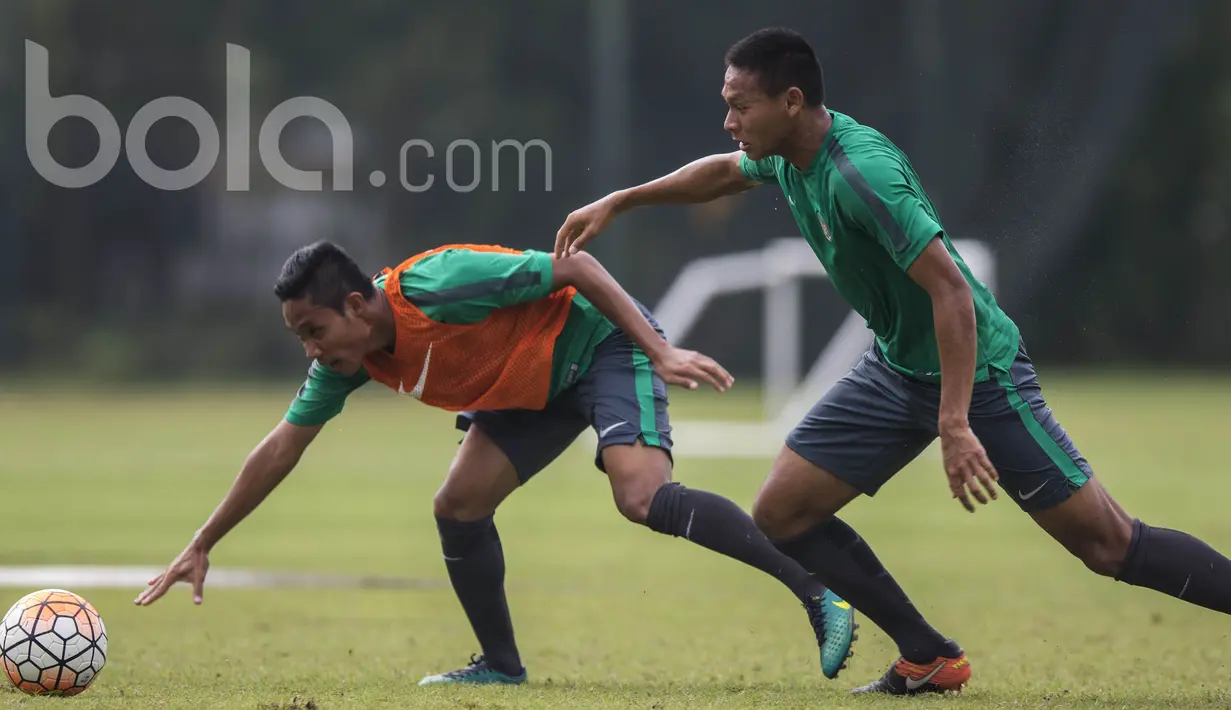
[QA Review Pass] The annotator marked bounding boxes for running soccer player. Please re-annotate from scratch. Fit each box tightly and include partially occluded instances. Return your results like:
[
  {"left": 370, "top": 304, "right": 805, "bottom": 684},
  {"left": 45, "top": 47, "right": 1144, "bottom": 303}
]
[
  {"left": 132, "top": 240, "right": 858, "bottom": 684},
  {"left": 554, "top": 27, "right": 1231, "bottom": 695}
]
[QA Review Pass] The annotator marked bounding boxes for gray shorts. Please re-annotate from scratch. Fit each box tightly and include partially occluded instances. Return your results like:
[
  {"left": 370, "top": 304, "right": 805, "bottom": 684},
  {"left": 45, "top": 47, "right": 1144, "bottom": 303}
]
[
  {"left": 456, "top": 311, "right": 673, "bottom": 483},
  {"left": 786, "top": 340, "right": 1092, "bottom": 512}
]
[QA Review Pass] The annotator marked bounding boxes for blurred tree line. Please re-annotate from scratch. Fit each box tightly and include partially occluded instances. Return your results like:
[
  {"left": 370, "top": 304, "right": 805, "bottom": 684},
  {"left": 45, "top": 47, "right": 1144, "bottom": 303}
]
[{"left": 1, "top": 0, "right": 1227, "bottom": 382}]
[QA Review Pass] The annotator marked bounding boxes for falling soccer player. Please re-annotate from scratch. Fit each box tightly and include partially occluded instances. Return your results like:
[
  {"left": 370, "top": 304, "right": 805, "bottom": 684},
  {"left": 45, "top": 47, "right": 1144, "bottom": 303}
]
[
  {"left": 133, "top": 240, "right": 858, "bottom": 684},
  {"left": 554, "top": 26, "right": 1231, "bottom": 695}
]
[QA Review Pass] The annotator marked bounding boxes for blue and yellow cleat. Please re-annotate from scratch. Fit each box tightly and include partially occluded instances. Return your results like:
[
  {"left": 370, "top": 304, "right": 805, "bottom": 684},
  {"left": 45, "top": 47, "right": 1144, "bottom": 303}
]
[
  {"left": 418, "top": 654, "right": 527, "bottom": 686},
  {"left": 805, "top": 589, "right": 858, "bottom": 679}
]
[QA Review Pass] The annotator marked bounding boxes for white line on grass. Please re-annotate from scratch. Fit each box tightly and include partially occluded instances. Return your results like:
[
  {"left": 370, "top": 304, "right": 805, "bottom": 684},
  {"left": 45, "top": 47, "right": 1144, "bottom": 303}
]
[{"left": 0, "top": 566, "right": 443, "bottom": 590}]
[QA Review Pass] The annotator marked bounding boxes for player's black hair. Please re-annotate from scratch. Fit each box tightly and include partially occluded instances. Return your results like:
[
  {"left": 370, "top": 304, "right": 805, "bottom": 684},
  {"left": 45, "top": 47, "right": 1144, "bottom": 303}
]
[
  {"left": 725, "top": 28, "right": 825, "bottom": 107},
  {"left": 274, "top": 240, "right": 375, "bottom": 313}
]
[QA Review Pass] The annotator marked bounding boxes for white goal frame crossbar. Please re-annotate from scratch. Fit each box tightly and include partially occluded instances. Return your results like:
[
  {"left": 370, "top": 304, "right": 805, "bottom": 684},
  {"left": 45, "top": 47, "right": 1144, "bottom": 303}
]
[{"left": 650, "top": 237, "right": 996, "bottom": 459}]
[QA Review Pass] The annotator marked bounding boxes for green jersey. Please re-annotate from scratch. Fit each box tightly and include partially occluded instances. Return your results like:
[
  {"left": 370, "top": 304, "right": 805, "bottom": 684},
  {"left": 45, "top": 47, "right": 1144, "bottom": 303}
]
[
  {"left": 740, "top": 110, "right": 1019, "bottom": 382},
  {"left": 284, "top": 248, "right": 615, "bottom": 427}
]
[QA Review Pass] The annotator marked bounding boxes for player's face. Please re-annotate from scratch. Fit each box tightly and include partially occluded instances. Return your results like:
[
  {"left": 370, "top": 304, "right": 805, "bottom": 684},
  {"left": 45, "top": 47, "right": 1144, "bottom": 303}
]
[
  {"left": 282, "top": 295, "right": 372, "bottom": 376},
  {"left": 722, "top": 67, "right": 793, "bottom": 160}
]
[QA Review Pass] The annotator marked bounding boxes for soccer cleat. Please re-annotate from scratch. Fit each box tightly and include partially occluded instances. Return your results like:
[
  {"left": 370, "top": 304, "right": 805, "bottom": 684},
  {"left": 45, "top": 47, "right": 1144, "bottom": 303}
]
[
  {"left": 804, "top": 588, "right": 858, "bottom": 679},
  {"left": 849, "top": 652, "right": 971, "bottom": 695},
  {"left": 417, "top": 654, "right": 527, "bottom": 686}
]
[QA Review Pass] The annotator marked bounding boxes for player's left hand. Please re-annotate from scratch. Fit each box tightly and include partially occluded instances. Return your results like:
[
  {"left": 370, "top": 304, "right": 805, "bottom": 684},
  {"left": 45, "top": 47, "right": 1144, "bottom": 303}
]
[
  {"left": 939, "top": 424, "right": 999, "bottom": 512},
  {"left": 652, "top": 346, "right": 735, "bottom": 392}
]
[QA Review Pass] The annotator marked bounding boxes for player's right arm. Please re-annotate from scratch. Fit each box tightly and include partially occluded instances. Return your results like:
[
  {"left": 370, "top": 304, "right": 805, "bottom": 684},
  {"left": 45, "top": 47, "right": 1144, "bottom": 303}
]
[
  {"left": 134, "top": 363, "right": 368, "bottom": 607},
  {"left": 132, "top": 420, "right": 320, "bottom": 608},
  {"left": 193, "top": 419, "right": 321, "bottom": 553},
  {"left": 555, "top": 151, "right": 757, "bottom": 257}
]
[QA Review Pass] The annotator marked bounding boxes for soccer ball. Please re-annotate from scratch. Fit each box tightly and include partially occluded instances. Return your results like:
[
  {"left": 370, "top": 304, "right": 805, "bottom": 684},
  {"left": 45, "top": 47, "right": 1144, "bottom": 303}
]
[{"left": 1, "top": 589, "right": 108, "bottom": 696}]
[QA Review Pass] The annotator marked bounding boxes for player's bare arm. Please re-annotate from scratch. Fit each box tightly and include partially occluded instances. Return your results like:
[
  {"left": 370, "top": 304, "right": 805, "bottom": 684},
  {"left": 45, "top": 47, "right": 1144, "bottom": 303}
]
[
  {"left": 555, "top": 151, "right": 754, "bottom": 258},
  {"left": 905, "top": 238, "right": 999, "bottom": 512},
  {"left": 133, "top": 419, "right": 322, "bottom": 606},
  {"left": 551, "top": 251, "right": 733, "bottom": 392},
  {"left": 616, "top": 150, "right": 755, "bottom": 207}
]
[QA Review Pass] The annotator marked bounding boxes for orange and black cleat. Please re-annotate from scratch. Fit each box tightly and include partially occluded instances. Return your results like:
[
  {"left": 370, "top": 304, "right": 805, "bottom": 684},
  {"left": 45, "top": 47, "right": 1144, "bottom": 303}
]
[{"left": 849, "top": 652, "right": 971, "bottom": 695}]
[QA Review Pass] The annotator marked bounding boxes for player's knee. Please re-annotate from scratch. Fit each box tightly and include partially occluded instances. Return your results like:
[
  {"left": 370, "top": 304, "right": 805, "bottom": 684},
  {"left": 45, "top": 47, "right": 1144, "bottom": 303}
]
[
  {"left": 750, "top": 496, "right": 782, "bottom": 538},
  {"left": 751, "top": 493, "right": 809, "bottom": 542},
  {"left": 610, "top": 468, "right": 669, "bottom": 525},
  {"left": 1074, "top": 518, "right": 1135, "bottom": 577},
  {"left": 613, "top": 480, "right": 658, "bottom": 525},
  {"left": 431, "top": 488, "right": 463, "bottom": 519},
  {"left": 604, "top": 446, "right": 671, "bottom": 526},
  {"left": 432, "top": 487, "right": 493, "bottom": 522}
]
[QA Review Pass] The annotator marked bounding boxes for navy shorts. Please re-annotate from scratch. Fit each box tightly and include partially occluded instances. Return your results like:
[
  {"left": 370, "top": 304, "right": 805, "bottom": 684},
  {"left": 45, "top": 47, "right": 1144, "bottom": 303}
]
[
  {"left": 456, "top": 310, "right": 673, "bottom": 483},
  {"left": 786, "top": 340, "right": 1093, "bottom": 512}
]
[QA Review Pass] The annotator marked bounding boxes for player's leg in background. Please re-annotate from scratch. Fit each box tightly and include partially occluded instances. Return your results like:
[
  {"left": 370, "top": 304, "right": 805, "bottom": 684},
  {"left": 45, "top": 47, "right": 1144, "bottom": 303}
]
[
  {"left": 980, "top": 343, "right": 1231, "bottom": 615},
  {"left": 752, "top": 348, "right": 970, "bottom": 693},
  {"left": 420, "top": 405, "right": 588, "bottom": 685},
  {"left": 579, "top": 307, "right": 860, "bottom": 677},
  {"left": 582, "top": 314, "right": 823, "bottom": 604},
  {"left": 600, "top": 440, "right": 826, "bottom": 605},
  {"left": 597, "top": 406, "right": 865, "bottom": 679}
]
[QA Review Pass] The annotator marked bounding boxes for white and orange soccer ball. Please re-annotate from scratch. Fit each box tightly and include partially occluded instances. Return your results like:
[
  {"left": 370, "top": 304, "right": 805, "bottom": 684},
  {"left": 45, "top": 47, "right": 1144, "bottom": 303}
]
[{"left": 1, "top": 589, "right": 108, "bottom": 696}]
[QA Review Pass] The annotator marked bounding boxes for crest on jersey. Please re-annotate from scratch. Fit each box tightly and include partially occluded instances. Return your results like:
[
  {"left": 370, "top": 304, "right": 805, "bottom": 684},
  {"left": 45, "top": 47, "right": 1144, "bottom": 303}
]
[{"left": 816, "top": 209, "right": 833, "bottom": 241}]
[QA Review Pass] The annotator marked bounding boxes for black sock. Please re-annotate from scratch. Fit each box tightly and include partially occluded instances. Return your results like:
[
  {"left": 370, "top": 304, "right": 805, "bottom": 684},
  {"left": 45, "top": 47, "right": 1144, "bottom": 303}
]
[
  {"left": 645, "top": 482, "right": 825, "bottom": 602},
  {"left": 1116, "top": 518, "right": 1231, "bottom": 614},
  {"left": 775, "top": 518, "right": 959, "bottom": 664},
  {"left": 435, "top": 516, "right": 522, "bottom": 675}
]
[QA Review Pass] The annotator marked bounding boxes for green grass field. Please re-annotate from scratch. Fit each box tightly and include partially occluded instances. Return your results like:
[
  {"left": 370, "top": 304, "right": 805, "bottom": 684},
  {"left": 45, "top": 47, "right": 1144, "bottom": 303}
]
[{"left": 1, "top": 373, "right": 1230, "bottom": 708}]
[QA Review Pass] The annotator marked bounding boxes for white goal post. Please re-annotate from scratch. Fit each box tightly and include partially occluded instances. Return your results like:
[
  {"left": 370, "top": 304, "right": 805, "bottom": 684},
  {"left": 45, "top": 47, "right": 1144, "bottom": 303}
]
[{"left": 651, "top": 237, "right": 997, "bottom": 459}]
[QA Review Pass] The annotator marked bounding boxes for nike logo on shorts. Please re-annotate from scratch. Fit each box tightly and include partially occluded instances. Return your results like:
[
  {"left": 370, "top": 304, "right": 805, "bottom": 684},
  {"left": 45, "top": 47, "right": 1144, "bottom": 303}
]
[
  {"left": 1018, "top": 481, "right": 1048, "bottom": 500},
  {"left": 599, "top": 421, "right": 627, "bottom": 438}
]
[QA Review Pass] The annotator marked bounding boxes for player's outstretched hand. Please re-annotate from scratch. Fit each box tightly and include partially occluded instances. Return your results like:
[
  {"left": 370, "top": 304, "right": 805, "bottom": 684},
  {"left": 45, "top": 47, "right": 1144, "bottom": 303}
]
[
  {"left": 652, "top": 346, "right": 735, "bottom": 393},
  {"left": 939, "top": 425, "right": 999, "bottom": 512},
  {"left": 134, "top": 539, "right": 210, "bottom": 607},
  {"left": 555, "top": 193, "right": 620, "bottom": 258}
]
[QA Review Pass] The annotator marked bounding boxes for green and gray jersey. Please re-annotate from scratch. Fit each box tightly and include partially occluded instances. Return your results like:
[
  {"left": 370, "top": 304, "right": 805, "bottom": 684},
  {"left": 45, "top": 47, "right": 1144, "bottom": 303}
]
[
  {"left": 740, "top": 110, "right": 1019, "bottom": 381},
  {"left": 284, "top": 248, "right": 615, "bottom": 427}
]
